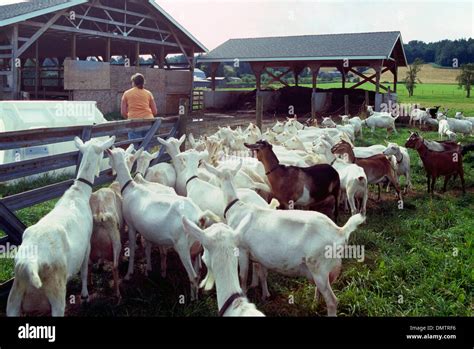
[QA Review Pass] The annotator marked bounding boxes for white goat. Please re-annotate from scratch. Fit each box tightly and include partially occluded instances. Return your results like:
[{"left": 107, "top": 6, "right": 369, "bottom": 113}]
[
  {"left": 89, "top": 186, "right": 124, "bottom": 300},
  {"left": 134, "top": 149, "right": 177, "bottom": 189},
  {"left": 321, "top": 117, "right": 337, "bottom": 128},
  {"left": 341, "top": 115, "right": 363, "bottom": 138},
  {"left": 203, "top": 161, "right": 366, "bottom": 316},
  {"left": 409, "top": 108, "right": 429, "bottom": 126},
  {"left": 315, "top": 140, "right": 368, "bottom": 216},
  {"left": 176, "top": 149, "right": 278, "bottom": 220},
  {"left": 7, "top": 136, "right": 116, "bottom": 316},
  {"left": 106, "top": 147, "right": 219, "bottom": 300},
  {"left": 383, "top": 142, "right": 412, "bottom": 192},
  {"left": 363, "top": 114, "right": 398, "bottom": 134},
  {"left": 182, "top": 217, "right": 264, "bottom": 316}
]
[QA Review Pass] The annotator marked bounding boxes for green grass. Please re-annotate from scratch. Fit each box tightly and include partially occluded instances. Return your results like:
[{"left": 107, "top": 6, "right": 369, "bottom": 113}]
[
  {"left": 217, "top": 82, "right": 474, "bottom": 116},
  {"left": 1, "top": 128, "right": 473, "bottom": 317}
]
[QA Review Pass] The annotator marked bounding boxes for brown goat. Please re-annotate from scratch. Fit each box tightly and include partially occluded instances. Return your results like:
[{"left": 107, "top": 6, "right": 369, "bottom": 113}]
[
  {"left": 244, "top": 140, "right": 341, "bottom": 222},
  {"left": 405, "top": 132, "right": 465, "bottom": 193},
  {"left": 331, "top": 140, "right": 403, "bottom": 202}
]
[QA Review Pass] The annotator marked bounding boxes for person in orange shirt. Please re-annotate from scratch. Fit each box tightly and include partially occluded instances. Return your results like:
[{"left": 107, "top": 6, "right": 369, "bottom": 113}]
[{"left": 121, "top": 73, "right": 158, "bottom": 149}]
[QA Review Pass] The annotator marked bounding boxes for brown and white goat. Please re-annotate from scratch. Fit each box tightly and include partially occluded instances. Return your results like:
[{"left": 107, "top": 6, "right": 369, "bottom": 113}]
[
  {"left": 331, "top": 140, "right": 402, "bottom": 203},
  {"left": 244, "top": 140, "right": 340, "bottom": 222}
]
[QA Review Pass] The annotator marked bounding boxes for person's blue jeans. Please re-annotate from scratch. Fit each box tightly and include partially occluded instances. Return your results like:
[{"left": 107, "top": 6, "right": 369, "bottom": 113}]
[{"left": 128, "top": 130, "right": 151, "bottom": 150}]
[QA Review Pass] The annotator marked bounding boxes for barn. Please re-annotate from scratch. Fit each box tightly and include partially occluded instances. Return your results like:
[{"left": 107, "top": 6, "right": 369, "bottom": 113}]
[
  {"left": 198, "top": 31, "right": 408, "bottom": 122},
  {"left": 0, "top": 0, "right": 207, "bottom": 115}
]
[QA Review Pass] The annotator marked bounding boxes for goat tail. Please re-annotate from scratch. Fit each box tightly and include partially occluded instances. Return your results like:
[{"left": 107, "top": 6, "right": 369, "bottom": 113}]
[
  {"left": 94, "top": 212, "right": 115, "bottom": 225},
  {"left": 198, "top": 210, "right": 221, "bottom": 228},
  {"left": 268, "top": 198, "right": 280, "bottom": 209},
  {"left": 17, "top": 260, "right": 42, "bottom": 289},
  {"left": 340, "top": 214, "right": 366, "bottom": 241},
  {"left": 461, "top": 143, "right": 474, "bottom": 156}
]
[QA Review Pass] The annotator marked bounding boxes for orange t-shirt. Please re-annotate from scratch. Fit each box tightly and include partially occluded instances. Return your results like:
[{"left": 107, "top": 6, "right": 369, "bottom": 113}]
[{"left": 122, "top": 87, "right": 155, "bottom": 119}]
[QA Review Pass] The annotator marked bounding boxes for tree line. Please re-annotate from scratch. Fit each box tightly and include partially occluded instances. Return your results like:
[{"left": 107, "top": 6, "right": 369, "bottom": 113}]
[{"left": 404, "top": 38, "right": 474, "bottom": 67}]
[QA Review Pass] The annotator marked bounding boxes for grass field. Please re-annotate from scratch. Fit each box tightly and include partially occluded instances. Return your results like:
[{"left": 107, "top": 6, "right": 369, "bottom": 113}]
[
  {"left": 218, "top": 82, "right": 474, "bottom": 116},
  {"left": 1, "top": 126, "right": 473, "bottom": 317}
]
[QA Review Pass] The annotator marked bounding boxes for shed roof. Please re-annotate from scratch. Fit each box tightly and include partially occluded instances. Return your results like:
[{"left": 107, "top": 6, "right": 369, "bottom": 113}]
[
  {"left": 0, "top": 0, "right": 207, "bottom": 52},
  {"left": 199, "top": 31, "right": 407, "bottom": 66}
]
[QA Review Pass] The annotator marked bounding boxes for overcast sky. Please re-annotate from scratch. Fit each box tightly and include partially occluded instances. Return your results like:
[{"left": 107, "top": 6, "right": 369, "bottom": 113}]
[
  {"left": 156, "top": 0, "right": 473, "bottom": 50},
  {"left": 0, "top": 0, "right": 472, "bottom": 51}
]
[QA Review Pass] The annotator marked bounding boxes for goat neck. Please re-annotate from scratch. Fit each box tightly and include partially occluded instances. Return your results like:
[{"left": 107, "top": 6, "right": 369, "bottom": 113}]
[
  {"left": 114, "top": 159, "right": 134, "bottom": 194},
  {"left": 259, "top": 148, "right": 280, "bottom": 175},
  {"left": 220, "top": 175, "right": 239, "bottom": 208},
  {"left": 74, "top": 149, "right": 100, "bottom": 194},
  {"left": 212, "top": 247, "right": 244, "bottom": 313}
]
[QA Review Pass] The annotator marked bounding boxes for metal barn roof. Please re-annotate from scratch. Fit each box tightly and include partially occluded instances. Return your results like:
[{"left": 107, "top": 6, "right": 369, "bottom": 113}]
[{"left": 199, "top": 31, "right": 407, "bottom": 66}]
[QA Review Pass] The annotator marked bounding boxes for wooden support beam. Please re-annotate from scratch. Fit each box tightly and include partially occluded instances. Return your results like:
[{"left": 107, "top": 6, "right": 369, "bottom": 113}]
[
  {"left": 11, "top": 24, "right": 19, "bottom": 99},
  {"left": 349, "top": 67, "right": 389, "bottom": 91},
  {"left": 374, "top": 65, "right": 381, "bottom": 94},
  {"left": 34, "top": 40, "right": 39, "bottom": 98},
  {"left": 159, "top": 46, "right": 165, "bottom": 69},
  {"left": 105, "top": 38, "right": 111, "bottom": 62},
  {"left": 167, "top": 24, "right": 191, "bottom": 66},
  {"left": 344, "top": 95, "right": 349, "bottom": 115},
  {"left": 23, "top": 21, "right": 185, "bottom": 49},
  {"left": 210, "top": 62, "right": 219, "bottom": 91},
  {"left": 250, "top": 62, "right": 265, "bottom": 91},
  {"left": 308, "top": 63, "right": 321, "bottom": 92},
  {"left": 393, "top": 66, "right": 398, "bottom": 93},
  {"left": 16, "top": 10, "right": 66, "bottom": 57},
  {"left": 256, "top": 93, "right": 263, "bottom": 131},
  {"left": 135, "top": 42, "right": 140, "bottom": 67},
  {"left": 264, "top": 67, "right": 292, "bottom": 87},
  {"left": 71, "top": 33, "right": 77, "bottom": 59}
]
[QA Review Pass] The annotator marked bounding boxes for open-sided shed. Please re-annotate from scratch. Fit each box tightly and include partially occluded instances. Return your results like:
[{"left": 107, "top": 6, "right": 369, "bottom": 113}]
[
  {"left": 198, "top": 31, "right": 408, "bottom": 120},
  {"left": 0, "top": 0, "right": 207, "bottom": 114}
]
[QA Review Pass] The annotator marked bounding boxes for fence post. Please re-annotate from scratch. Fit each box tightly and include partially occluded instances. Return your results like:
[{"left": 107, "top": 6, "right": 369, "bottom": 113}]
[
  {"left": 365, "top": 90, "right": 369, "bottom": 108},
  {"left": 344, "top": 95, "right": 349, "bottom": 115},
  {"left": 178, "top": 98, "right": 189, "bottom": 151},
  {"left": 256, "top": 93, "right": 263, "bottom": 131},
  {"left": 75, "top": 125, "right": 92, "bottom": 177},
  {"left": 139, "top": 118, "right": 162, "bottom": 150}
]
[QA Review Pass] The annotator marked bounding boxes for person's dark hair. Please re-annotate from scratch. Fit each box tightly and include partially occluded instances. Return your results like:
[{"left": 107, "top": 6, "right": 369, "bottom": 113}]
[{"left": 131, "top": 73, "right": 145, "bottom": 89}]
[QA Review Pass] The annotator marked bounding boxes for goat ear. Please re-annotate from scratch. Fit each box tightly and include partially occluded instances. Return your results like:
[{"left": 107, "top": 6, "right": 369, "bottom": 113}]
[
  {"left": 125, "top": 143, "right": 135, "bottom": 154},
  {"left": 74, "top": 137, "right": 85, "bottom": 152},
  {"left": 100, "top": 136, "right": 116, "bottom": 151},
  {"left": 105, "top": 148, "right": 113, "bottom": 157},
  {"left": 178, "top": 134, "right": 186, "bottom": 146},
  {"left": 202, "top": 161, "right": 221, "bottom": 177},
  {"left": 134, "top": 147, "right": 144, "bottom": 161},
  {"left": 182, "top": 217, "right": 208, "bottom": 245},
  {"left": 151, "top": 150, "right": 160, "bottom": 159},
  {"left": 157, "top": 137, "right": 169, "bottom": 146}
]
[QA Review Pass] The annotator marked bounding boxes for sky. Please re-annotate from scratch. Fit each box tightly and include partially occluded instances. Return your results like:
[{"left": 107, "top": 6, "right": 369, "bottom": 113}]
[
  {"left": 156, "top": 0, "right": 474, "bottom": 50},
  {"left": 0, "top": 0, "right": 472, "bottom": 51}
]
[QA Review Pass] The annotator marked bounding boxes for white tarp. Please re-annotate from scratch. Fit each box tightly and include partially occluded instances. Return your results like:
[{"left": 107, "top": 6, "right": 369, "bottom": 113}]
[{"left": 0, "top": 101, "right": 108, "bottom": 182}]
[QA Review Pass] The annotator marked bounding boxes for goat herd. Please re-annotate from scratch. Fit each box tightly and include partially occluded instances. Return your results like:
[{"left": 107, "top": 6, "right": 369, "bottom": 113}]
[{"left": 5, "top": 106, "right": 473, "bottom": 317}]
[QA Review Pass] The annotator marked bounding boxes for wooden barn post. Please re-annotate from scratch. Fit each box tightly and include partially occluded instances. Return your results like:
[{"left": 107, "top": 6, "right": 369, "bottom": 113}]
[
  {"left": 256, "top": 93, "right": 263, "bottom": 131},
  {"left": 308, "top": 63, "right": 321, "bottom": 120},
  {"left": 344, "top": 95, "right": 349, "bottom": 115},
  {"left": 11, "top": 24, "right": 19, "bottom": 99}
]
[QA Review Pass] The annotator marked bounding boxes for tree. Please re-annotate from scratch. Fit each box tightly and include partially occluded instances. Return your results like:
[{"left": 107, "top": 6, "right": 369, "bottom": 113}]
[
  {"left": 404, "top": 58, "right": 423, "bottom": 97},
  {"left": 456, "top": 63, "right": 474, "bottom": 98}
]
